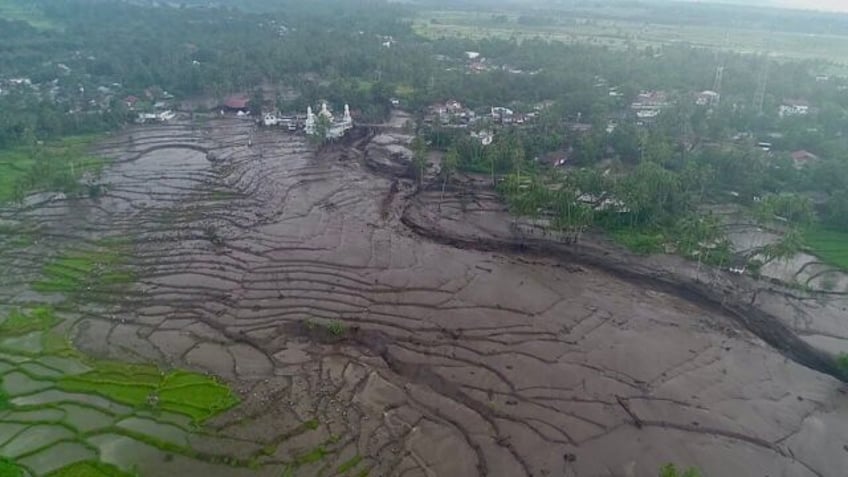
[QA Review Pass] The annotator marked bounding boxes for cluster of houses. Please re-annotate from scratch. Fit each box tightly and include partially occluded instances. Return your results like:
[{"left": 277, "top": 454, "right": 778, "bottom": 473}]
[
  {"left": 779, "top": 99, "right": 811, "bottom": 118},
  {"left": 433, "top": 51, "right": 543, "bottom": 76},
  {"left": 630, "top": 91, "right": 670, "bottom": 120},
  {"left": 0, "top": 70, "right": 187, "bottom": 123},
  {"left": 124, "top": 89, "right": 178, "bottom": 124},
  {"left": 424, "top": 100, "right": 541, "bottom": 127}
]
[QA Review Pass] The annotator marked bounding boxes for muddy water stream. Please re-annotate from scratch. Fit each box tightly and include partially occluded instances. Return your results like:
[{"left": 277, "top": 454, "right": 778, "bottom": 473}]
[{"left": 1, "top": 119, "right": 846, "bottom": 477}]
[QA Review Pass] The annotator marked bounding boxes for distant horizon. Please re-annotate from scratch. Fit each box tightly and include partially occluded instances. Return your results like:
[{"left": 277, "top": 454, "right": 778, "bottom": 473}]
[{"left": 681, "top": 0, "right": 848, "bottom": 13}]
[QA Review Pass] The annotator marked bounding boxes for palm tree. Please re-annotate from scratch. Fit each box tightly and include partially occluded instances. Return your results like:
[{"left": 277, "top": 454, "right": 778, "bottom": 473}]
[
  {"left": 440, "top": 147, "right": 459, "bottom": 210},
  {"left": 411, "top": 136, "right": 427, "bottom": 186}
]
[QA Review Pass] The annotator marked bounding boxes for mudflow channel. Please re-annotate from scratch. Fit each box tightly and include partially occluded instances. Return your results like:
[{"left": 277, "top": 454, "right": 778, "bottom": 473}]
[{"left": 2, "top": 118, "right": 848, "bottom": 477}]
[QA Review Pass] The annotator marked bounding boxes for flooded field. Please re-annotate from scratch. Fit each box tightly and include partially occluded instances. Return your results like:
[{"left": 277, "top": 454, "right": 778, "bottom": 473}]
[{"left": 1, "top": 118, "right": 847, "bottom": 477}]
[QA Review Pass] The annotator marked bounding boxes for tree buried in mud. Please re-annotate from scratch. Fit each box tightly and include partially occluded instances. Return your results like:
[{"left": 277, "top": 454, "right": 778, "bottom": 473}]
[
  {"left": 838, "top": 353, "right": 848, "bottom": 374},
  {"left": 309, "top": 114, "right": 333, "bottom": 145},
  {"left": 659, "top": 463, "right": 702, "bottom": 477}
]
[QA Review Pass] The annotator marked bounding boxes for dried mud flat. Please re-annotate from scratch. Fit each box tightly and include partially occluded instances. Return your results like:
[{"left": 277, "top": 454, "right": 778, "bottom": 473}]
[{"left": 1, "top": 118, "right": 847, "bottom": 477}]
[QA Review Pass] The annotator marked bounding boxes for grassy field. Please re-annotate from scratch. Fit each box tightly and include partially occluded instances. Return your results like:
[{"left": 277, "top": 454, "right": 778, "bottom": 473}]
[
  {"left": 0, "top": 0, "right": 54, "bottom": 29},
  {"left": 805, "top": 227, "right": 848, "bottom": 270},
  {"left": 414, "top": 10, "right": 848, "bottom": 71},
  {"left": 0, "top": 135, "right": 105, "bottom": 204}
]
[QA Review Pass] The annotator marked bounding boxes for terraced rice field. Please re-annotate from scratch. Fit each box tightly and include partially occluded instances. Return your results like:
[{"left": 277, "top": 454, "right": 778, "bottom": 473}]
[{"left": 0, "top": 118, "right": 846, "bottom": 476}]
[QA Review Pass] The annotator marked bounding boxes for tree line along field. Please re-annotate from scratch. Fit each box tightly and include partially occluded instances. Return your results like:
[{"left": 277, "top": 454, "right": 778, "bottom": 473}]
[
  {"left": 0, "top": 0, "right": 53, "bottom": 30},
  {"left": 414, "top": 9, "right": 848, "bottom": 72},
  {"left": 0, "top": 136, "right": 105, "bottom": 203}
]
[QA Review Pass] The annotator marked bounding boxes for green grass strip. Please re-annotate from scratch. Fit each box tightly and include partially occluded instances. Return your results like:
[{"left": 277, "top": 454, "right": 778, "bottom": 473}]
[
  {"left": 0, "top": 307, "right": 58, "bottom": 336},
  {"left": 45, "top": 460, "right": 136, "bottom": 477},
  {"left": 0, "top": 457, "right": 23, "bottom": 477},
  {"left": 59, "top": 364, "right": 239, "bottom": 423}
]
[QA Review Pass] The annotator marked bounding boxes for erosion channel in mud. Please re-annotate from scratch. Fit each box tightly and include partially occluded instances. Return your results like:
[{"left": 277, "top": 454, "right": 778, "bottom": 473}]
[{"left": 1, "top": 117, "right": 847, "bottom": 477}]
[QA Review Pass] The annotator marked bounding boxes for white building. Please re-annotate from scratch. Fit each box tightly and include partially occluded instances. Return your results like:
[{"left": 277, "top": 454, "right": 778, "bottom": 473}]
[
  {"left": 636, "top": 109, "right": 660, "bottom": 119},
  {"left": 696, "top": 90, "right": 720, "bottom": 106},
  {"left": 471, "top": 130, "right": 493, "bottom": 146},
  {"left": 263, "top": 112, "right": 280, "bottom": 127},
  {"left": 137, "top": 110, "right": 175, "bottom": 123},
  {"left": 779, "top": 99, "right": 810, "bottom": 118},
  {"left": 491, "top": 106, "right": 514, "bottom": 124}
]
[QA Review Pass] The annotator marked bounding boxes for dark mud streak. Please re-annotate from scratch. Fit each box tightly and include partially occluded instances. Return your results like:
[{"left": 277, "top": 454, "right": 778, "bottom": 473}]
[{"left": 400, "top": 199, "right": 848, "bottom": 384}]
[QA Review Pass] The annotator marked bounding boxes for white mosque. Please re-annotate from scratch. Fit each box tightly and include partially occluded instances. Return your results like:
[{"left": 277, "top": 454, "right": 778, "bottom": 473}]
[{"left": 305, "top": 102, "right": 353, "bottom": 139}]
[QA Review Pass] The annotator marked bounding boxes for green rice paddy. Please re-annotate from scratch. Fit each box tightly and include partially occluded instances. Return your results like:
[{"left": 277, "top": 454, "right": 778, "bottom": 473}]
[
  {"left": 0, "top": 230, "right": 244, "bottom": 477},
  {"left": 33, "top": 241, "right": 134, "bottom": 295},
  {"left": 805, "top": 227, "right": 848, "bottom": 271},
  {"left": 0, "top": 305, "right": 241, "bottom": 476}
]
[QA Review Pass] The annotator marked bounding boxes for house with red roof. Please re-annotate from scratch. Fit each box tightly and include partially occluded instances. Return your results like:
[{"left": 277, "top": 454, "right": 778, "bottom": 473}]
[
  {"left": 790, "top": 150, "right": 819, "bottom": 168},
  {"left": 222, "top": 94, "right": 250, "bottom": 113},
  {"left": 124, "top": 95, "right": 139, "bottom": 109}
]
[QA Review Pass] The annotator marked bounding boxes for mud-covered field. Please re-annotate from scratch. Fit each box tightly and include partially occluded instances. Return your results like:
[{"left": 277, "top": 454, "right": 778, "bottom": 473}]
[{"left": 1, "top": 117, "right": 846, "bottom": 477}]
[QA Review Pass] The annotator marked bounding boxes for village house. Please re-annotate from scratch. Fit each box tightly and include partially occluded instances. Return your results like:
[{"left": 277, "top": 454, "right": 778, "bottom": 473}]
[
  {"left": 695, "top": 90, "right": 720, "bottom": 106},
  {"left": 137, "top": 110, "right": 176, "bottom": 123},
  {"left": 790, "top": 150, "right": 819, "bottom": 168},
  {"left": 427, "top": 100, "right": 474, "bottom": 125},
  {"left": 445, "top": 100, "right": 463, "bottom": 113},
  {"left": 636, "top": 109, "right": 661, "bottom": 120},
  {"left": 8, "top": 78, "right": 32, "bottom": 87},
  {"left": 568, "top": 123, "right": 593, "bottom": 134},
  {"left": 631, "top": 91, "right": 669, "bottom": 121},
  {"left": 263, "top": 112, "right": 281, "bottom": 127},
  {"left": 468, "top": 61, "right": 490, "bottom": 74},
  {"left": 222, "top": 94, "right": 251, "bottom": 114},
  {"left": 470, "top": 130, "right": 494, "bottom": 146},
  {"left": 631, "top": 91, "right": 669, "bottom": 111},
  {"left": 262, "top": 111, "right": 299, "bottom": 131},
  {"left": 538, "top": 149, "right": 570, "bottom": 168},
  {"left": 124, "top": 95, "right": 140, "bottom": 109},
  {"left": 491, "top": 106, "right": 514, "bottom": 124},
  {"left": 779, "top": 99, "right": 810, "bottom": 118}
]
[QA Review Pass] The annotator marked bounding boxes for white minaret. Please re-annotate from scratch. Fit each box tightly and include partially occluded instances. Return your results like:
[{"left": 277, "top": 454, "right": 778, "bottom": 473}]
[
  {"left": 343, "top": 104, "right": 352, "bottom": 127},
  {"left": 320, "top": 101, "right": 333, "bottom": 121},
  {"left": 305, "top": 105, "right": 316, "bottom": 134}
]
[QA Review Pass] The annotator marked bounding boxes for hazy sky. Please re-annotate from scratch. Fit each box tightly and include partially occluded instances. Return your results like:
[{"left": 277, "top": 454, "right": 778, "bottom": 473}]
[{"left": 775, "top": 0, "right": 848, "bottom": 12}]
